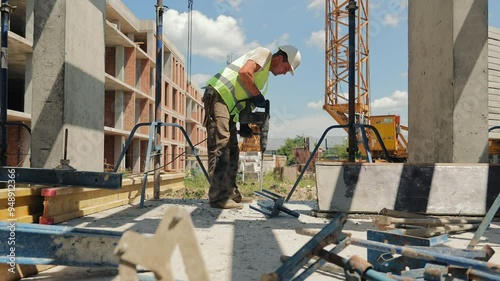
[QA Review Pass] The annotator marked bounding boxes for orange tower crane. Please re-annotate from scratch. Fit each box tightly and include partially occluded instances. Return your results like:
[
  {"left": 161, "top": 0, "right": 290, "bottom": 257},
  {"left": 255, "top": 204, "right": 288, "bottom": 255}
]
[{"left": 324, "top": 0, "right": 408, "bottom": 160}]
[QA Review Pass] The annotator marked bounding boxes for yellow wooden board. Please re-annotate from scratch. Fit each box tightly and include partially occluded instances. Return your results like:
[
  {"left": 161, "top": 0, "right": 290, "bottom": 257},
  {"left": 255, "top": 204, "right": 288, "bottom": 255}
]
[{"left": 39, "top": 173, "right": 185, "bottom": 224}]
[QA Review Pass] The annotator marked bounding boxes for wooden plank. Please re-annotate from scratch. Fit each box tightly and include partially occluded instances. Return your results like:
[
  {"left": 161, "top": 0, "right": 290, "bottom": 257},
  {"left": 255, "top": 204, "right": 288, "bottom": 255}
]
[
  {"left": 489, "top": 114, "right": 500, "bottom": 121},
  {"left": 490, "top": 132, "right": 500, "bottom": 139},
  {"left": 490, "top": 50, "right": 500, "bottom": 59},
  {"left": 0, "top": 186, "right": 42, "bottom": 199},
  {"left": 490, "top": 29, "right": 500, "bottom": 39},
  {"left": 490, "top": 89, "right": 500, "bottom": 97},
  {"left": 39, "top": 173, "right": 185, "bottom": 224},
  {"left": 490, "top": 57, "right": 500, "bottom": 66},
  {"left": 0, "top": 187, "right": 43, "bottom": 224},
  {"left": 489, "top": 100, "right": 500, "bottom": 109},
  {"left": 490, "top": 81, "right": 500, "bottom": 90},
  {"left": 490, "top": 77, "right": 500, "bottom": 89},
  {"left": 489, "top": 107, "right": 500, "bottom": 114},
  {"left": 490, "top": 69, "right": 500, "bottom": 79},
  {"left": 0, "top": 264, "right": 55, "bottom": 281}
]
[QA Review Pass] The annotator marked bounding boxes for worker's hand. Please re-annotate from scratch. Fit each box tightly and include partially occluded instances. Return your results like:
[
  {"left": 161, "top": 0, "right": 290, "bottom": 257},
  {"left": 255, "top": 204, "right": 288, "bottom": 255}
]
[
  {"left": 254, "top": 93, "right": 267, "bottom": 108},
  {"left": 239, "top": 123, "right": 253, "bottom": 138}
]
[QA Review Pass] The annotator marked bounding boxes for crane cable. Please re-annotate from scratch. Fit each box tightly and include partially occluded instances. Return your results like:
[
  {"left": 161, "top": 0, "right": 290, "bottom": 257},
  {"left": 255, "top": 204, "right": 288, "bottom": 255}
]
[{"left": 187, "top": 0, "right": 193, "bottom": 85}]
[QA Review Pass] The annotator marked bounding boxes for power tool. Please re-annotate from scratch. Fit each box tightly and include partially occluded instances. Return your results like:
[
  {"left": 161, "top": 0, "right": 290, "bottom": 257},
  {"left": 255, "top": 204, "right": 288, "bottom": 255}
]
[{"left": 238, "top": 99, "right": 270, "bottom": 155}]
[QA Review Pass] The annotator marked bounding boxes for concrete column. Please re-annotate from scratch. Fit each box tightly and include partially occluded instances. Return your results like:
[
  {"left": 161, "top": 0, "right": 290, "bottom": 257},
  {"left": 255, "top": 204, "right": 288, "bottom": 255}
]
[
  {"left": 115, "top": 46, "right": 125, "bottom": 81},
  {"left": 24, "top": 54, "right": 32, "bottom": 114},
  {"left": 114, "top": 91, "right": 124, "bottom": 129},
  {"left": 32, "top": 0, "right": 105, "bottom": 171},
  {"left": 132, "top": 139, "right": 140, "bottom": 173},
  {"left": 26, "top": 0, "right": 34, "bottom": 42},
  {"left": 114, "top": 135, "right": 125, "bottom": 172},
  {"left": 146, "top": 32, "right": 154, "bottom": 58},
  {"left": 408, "top": 0, "right": 489, "bottom": 163}
]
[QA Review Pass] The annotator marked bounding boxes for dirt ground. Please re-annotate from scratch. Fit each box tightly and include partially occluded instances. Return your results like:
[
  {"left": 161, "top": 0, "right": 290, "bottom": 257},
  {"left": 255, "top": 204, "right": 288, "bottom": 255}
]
[{"left": 20, "top": 196, "right": 500, "bottom": 281}]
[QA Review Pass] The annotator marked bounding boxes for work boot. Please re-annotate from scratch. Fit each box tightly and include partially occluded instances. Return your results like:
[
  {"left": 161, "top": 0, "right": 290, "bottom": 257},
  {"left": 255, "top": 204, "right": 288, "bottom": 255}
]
[
  {"left": 210, "top": 198, "right": 243, "bottom": 209},
  {"left": 230, "top": 193, "right": 253, "bottom": 204}
]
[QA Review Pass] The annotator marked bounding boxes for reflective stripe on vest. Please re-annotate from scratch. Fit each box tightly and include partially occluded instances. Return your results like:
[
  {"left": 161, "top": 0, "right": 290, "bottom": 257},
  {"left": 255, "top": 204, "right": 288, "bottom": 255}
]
[{"left": 207, "top": 59, "right": 271, "bottom": 121}]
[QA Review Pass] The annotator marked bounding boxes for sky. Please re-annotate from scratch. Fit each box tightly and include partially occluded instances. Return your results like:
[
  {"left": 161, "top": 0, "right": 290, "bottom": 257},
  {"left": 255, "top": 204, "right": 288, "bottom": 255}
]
[{"left": 122, "top": 0, "right": 500, "bottom": 140}]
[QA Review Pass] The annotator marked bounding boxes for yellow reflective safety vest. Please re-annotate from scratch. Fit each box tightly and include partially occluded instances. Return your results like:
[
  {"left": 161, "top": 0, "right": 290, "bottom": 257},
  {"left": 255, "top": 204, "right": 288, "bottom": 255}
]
[{"left": 206, "top": 54, "right": 271, "bottom": 122}]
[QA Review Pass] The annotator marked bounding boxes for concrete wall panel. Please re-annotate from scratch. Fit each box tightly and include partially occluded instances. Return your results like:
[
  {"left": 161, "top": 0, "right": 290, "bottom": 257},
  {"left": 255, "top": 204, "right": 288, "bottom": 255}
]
[{"left": 316, "top": 162, "right": 499, "bottom": 215}]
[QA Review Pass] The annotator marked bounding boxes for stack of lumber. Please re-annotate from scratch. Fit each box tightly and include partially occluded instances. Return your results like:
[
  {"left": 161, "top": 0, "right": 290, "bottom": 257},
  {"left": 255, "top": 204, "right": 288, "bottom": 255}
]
[{"left": 373, "top": 208, "right": 482, "bottom": 237}]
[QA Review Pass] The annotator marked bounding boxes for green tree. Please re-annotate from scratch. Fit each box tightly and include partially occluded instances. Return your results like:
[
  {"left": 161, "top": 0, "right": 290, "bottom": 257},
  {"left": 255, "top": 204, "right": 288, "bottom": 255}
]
[
  {"left": 277, "top": 136, "right": 305, "bottom": 166},
  {"left": 320, "top": 138, "right": 349, "bottom": 160}
]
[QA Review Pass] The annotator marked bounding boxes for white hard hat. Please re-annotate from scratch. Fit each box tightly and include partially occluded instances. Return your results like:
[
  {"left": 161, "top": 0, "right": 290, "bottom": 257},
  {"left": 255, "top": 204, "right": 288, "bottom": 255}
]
[{"left": 278, "top": 45, "right": 301, "bottom": 75}]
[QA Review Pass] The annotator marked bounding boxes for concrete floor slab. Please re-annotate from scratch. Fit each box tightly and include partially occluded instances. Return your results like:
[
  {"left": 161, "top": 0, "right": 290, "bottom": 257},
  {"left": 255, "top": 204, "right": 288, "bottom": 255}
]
[{"left": 15, "top": 198, "right": 500, "bottom": 281}]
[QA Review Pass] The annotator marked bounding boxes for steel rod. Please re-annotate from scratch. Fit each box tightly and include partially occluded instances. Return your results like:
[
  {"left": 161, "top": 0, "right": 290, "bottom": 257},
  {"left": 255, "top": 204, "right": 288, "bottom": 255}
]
[
  {"left": 350, "top": 237, "right": 500, "bottom": 275},
  {"left": 347, "top": 1, "right": 357, "bottom": 162},
  {"left": 154, "top": 0, "right": 164, "bottom": 199},
  {"left": 0, "top": 0, "right": 13, "bottom": 166}
]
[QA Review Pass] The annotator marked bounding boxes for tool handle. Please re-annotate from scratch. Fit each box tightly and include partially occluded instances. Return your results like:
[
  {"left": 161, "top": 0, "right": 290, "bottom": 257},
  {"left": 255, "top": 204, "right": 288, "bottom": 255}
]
[
  {"left": 250, "top": 205, "right": 271, "bottom": 217},
  {"left": 278, "top": 206, "right": 300, "bottom": 218}
]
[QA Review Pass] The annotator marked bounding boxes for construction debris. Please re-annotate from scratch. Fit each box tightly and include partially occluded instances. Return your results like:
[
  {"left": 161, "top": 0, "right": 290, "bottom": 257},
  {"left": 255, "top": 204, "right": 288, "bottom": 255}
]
[{"left": 262, "top": 212, "right": 500, "bottom": 280}]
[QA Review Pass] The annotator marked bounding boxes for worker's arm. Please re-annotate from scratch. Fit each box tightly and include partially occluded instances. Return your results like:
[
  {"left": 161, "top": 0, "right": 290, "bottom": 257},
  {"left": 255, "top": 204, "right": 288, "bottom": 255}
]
[{"left": 238, "top": 60, "right": 262, "bottom": 97}]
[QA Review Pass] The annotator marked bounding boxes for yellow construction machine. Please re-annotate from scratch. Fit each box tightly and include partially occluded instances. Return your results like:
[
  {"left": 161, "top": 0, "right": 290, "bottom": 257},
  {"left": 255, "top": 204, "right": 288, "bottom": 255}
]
[{"left": 324, "top": 0, "right": 408, "bottom": 161}]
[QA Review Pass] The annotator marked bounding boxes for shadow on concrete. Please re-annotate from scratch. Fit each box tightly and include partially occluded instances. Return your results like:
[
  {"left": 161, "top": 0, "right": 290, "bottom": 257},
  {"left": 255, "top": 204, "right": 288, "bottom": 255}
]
[
  {"left": 41, "top": 198, "right": 378, "bottom": 281},
  {"left": 394, "top": 164, "right": 434, "bottom": 212}
]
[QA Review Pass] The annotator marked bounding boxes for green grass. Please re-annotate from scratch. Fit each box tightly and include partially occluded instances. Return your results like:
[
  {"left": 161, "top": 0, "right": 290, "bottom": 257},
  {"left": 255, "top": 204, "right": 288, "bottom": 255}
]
[{"left": 182, "top": 169, "right": 317, "bottom": 200}]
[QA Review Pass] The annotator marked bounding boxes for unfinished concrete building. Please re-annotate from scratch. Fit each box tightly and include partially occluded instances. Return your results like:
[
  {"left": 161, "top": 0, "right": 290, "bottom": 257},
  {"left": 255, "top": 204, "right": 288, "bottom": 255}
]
[{"left": 7, "top": 0, "right": 207, "bottom": 174}]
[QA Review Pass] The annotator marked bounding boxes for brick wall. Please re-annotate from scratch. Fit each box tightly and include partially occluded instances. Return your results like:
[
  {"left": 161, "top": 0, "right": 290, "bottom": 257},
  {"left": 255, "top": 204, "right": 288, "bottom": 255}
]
[
  {"left": 123, "top": 93, "right": 136, "bottom": 131},
  {"left": 124, "top": 47, "right": 136, "bottom": 87},
  {"left": 138, "top": 100, "right": 149, "bottom": 135},
  {"left": 6, "top": 126, "right": 29, "bottom": 167},
  {"left": 104, "top": 91, "right": 115, "bottom": 127},
  {"left": 105, "top": 47, "right": 115, "bottom": 77},
  {"left": 140, "top": 59, "right": 150, "bottom": 94},
  {"left": 140, "top": 140, "right": 148, "bottom": 172}
]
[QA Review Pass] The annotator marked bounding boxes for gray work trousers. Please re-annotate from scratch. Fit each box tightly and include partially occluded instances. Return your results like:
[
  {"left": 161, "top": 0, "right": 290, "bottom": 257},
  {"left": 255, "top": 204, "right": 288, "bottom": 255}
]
[{"left": 203, "top": 87, "right": 240, "bottom": 202}]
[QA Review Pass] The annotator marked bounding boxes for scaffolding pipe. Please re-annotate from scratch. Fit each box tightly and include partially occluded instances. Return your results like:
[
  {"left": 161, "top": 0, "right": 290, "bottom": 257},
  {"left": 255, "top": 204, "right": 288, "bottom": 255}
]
[
  {"left": 347, "top": 1, "right": 357, "bottom": 162},
  {"left": 0, "top": 0, "right": 13, "bottom": 166},
  {"left": 154, "top": 0, "right": 164, "bottom": 199}
]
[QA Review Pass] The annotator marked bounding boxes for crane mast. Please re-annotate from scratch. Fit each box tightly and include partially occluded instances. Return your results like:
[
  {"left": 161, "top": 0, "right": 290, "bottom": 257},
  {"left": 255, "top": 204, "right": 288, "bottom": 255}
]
[
  {"left": 325, "top": 0, "right": 408, "bottom": 160},
  {"left": 324, "top": 0, "right": 370, "bottom": 127}
]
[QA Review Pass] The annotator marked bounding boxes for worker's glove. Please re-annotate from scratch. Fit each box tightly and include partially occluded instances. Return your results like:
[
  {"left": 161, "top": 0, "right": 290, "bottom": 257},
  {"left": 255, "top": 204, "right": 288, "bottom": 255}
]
[
  {"left": 239, "top": 123, "right": 253, "bottom": 138},
  {"left": 254, "top": 93, "right": 267, "bottom": 108}
]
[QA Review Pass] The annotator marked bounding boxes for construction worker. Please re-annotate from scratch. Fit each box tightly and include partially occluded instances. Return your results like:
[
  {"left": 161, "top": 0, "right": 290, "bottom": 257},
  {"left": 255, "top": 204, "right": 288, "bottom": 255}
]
[{"left": 202, "top": 45, "right": 301, "bottom": 209}]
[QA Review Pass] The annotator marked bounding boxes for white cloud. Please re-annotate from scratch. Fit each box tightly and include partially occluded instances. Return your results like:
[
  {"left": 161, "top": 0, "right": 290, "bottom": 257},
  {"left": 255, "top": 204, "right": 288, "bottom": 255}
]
[
  {"left": 306, "top": 30, "right": 325, "bottom": 50},
  {"left": 307, "top": 0, "right": 323, "bottom": 10},
  {"left": 307, "top": 100, "right": 323, "bottom": 109},
  {"left": 383, "top": 14, "right": 402, "bottom": 27},
  {"left": 164, "top": 9, "right": 259, "bottom": 62},
  {"left": 269, "top": 113, "right": 344, "bottom": 139},
  {"left": 189, "top": 73, "right": 211, "bottom": 90},
  {"left": 214, "top": 0, "right": 243, "bottom": 14},
  {"left": 398, "top": 0, "right": 409, "bottom": 9},
  {"left": 400, "top": 72, "right": 408, "bottom": 77},
  {"left": 371, "top": 90, "right": 408, "bottom": 113}
]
